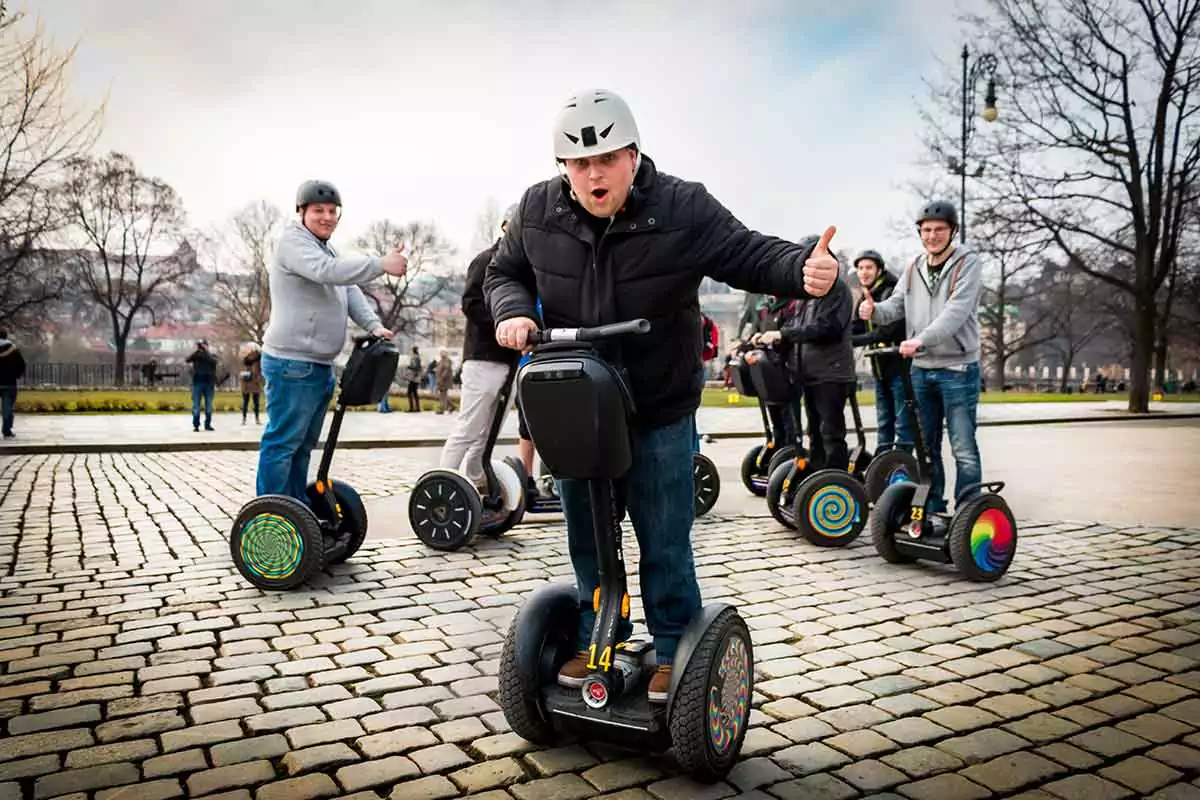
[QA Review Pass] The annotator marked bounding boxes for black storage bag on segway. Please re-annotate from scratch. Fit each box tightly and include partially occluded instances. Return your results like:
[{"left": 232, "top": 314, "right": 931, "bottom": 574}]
[
  {"left": 730, "top": 351, "right": 757, "bottom": 398},
  {"left": 748, "top": 348, "right": 792, "bottom": 404},
  {"left": 518, "top": 347, "right": 636, "bottom": 481},
  {"left": 339, "top": 337, "right": 399, "bottom": 406}
]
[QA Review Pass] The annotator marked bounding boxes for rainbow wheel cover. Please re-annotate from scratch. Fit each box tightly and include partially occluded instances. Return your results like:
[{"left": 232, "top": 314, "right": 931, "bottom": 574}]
[
  {"left": 707, "top": 634, "right": 750, "bottom": 756},
  {"left": 239, "top": 513, "right": 304, "bottom": 580},
  {"left": 970, "top": 507, "right": 1015, "bottom": 573},
  {"left": 807, "top": 484, "right": 860, "bottom": 538}
]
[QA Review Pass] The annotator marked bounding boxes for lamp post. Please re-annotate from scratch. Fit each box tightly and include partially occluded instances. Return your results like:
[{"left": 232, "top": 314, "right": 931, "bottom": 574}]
[{"left": 950, "top": 44, "right": 999, "bottom": 243}]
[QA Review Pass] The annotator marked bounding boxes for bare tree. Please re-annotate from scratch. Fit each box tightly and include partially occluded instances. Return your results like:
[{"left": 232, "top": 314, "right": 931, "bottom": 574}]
[
  {"left": 59, "top": 152, "right": 197, "bottom": 384},
  {"left": 354, "top": 220, "right": 458, "bottom": 338},
  {"left": 976, "top": 226, "right": 1060, "bottom": 387},
  {"left": 201, "top": 200, "right": 285, "bottom": 344},
  {"left": 0, "top": 8, "right": 104, "bottom": 329},
  {"left": 1033, "top": 259, "right": 1111, "bottom": 392},
  {"left": 472, "top": 198, "right": 505, "bottom": 254},
  {"left": 932, "top": 0, "right": 1200, "bottom": 413}
]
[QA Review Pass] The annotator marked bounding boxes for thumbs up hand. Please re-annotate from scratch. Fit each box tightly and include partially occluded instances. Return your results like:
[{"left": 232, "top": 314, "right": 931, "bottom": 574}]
[
  {"left": 803, "top": 226, "right": 839, "bottom": 297},
  {"left": 859, "top": 292, "right": 875, "bottom": 321}
]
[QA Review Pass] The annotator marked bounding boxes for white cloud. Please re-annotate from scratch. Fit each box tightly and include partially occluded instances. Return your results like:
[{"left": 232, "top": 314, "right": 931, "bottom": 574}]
[{"left": 26, "top": 0, "right": 996, "bottom": 275}]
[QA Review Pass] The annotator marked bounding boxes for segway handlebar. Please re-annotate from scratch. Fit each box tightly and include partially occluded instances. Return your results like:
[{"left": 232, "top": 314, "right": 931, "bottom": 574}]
[
  {"left": 864, "top": 345, "right": 927, "bottom": 358},
  {"left": 529, "top": 318, "right": 651, "bottom": 345}
]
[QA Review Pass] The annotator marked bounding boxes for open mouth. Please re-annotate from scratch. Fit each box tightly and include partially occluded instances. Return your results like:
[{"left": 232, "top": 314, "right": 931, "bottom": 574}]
[{"left": 590, "top": 188, "right": 609, "bottom": 200}]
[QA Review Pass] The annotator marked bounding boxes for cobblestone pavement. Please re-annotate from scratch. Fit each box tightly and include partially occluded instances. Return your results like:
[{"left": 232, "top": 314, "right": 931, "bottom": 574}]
[{"left": 0, "top": 454, "right": 1198, "bottom": 799}]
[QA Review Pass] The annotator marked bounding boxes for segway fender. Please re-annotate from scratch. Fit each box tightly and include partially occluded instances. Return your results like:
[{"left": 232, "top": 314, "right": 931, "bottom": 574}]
[
  {"left": 509, "top": 583, "right": 580, "bottom": 685},
  {"left": 666, "top": 601, "right": 736, "bottom": 718}
]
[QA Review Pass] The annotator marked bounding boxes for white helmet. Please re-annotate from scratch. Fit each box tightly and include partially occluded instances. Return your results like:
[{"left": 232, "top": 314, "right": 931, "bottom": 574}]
[{"left": 552, "top": 89, "right": 641, "bottom": 160}]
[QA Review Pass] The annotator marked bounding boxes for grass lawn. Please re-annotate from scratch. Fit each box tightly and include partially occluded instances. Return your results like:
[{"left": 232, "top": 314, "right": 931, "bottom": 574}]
[
  {"left": 12, "top": 389, "right": 448, "bottom": 413},
  {"left": 11, "top": 386, "right": 1200, "bottom": 413}
]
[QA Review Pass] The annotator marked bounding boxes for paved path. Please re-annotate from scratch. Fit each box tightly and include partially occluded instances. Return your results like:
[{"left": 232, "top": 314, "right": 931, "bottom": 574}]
[
  {"left": 2, "top": 401, "right": 1198, "bottom": 453},
  {"left": 0, "top": 433, "right": 1198, "bottom": 799}
]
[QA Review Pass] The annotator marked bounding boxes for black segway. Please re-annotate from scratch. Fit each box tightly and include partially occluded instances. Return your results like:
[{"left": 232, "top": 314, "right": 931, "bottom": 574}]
[
  {"left": 230, "top": 335, "right": 398, "bottom": 590},
  {"left": 731, "top": 343, "right": 781, "bottom": 497},
  {"left": 857, "top": 359, "right": 920, "bottom": 503},
  {"left": 866, "top": 346, "right": 1017, "bottom": 582},
  {"left": 409, "top": 359, "right": 527, "bottom": 551},
  {"left": 786, "top": 382, "right": 870, "bottom": 548},
  {"left": 498, "top": 319, "right": 754, "bottom": 782}
]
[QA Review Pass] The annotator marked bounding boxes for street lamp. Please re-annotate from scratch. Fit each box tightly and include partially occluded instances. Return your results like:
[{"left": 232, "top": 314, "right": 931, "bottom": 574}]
[{"left": 950, "top": 44, "right": 999, "bottom": 243}]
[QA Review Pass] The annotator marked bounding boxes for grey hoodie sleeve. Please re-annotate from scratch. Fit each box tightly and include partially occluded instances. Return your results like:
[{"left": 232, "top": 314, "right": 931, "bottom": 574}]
[
  {"left": 914, "top": 250, "right": 983, "bottom": 349},
  {"left": 346, "top": 286, "right": 382, "bottom": 332},
  {"left": 872, "top": 265, "right": 910, "bottom": 327},
  {"left": 278, "top": 224, "right": 385, "bottom": 285}
]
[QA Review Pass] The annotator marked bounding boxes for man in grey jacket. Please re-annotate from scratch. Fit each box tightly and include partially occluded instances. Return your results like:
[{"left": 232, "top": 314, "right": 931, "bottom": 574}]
[
  {"left": 859, "top": 200, "right": 983, "bottom": 513},
  {"left": 256, "top": 179, "right": 408, "bottom": 500}
]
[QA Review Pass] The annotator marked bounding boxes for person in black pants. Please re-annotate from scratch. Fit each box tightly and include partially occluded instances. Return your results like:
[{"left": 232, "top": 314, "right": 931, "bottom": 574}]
[{"left": 757, "top": 274, "right": 855, "bottom": 470}]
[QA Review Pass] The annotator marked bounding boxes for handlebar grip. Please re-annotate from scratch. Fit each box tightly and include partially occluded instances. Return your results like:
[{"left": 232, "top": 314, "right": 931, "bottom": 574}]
[
  {"left": 529, "top": 318, "right": 651, "bottom": 345},
  {"left": 864, "top": 345, "right": 926, "bottom": 358}
]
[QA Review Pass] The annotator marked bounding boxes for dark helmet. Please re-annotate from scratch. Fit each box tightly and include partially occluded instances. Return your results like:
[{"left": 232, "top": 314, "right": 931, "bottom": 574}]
[
  {"left": 295, "top": 180, "right": 342, "bottom": 211},
  {"left": 916, "top": 199, "right": 958, "bottom": 229},
  {"left": 854, "top": 249, "right": 885, "bottom": 270}
]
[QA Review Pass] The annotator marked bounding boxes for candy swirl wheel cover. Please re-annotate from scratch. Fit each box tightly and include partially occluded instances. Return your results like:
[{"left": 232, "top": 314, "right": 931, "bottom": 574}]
[
  {"left": 239, "top": 512, "right": 304, "bottom": 580},
  {"left": 707, "top": 634, "right": 750, "bottom": 755}
]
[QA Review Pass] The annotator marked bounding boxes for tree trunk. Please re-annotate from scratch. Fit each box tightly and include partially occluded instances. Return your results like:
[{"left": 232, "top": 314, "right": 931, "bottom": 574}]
[
  {"left": 1058, "top": 354, "right": 1074, "bottom": 394},
  {"left": 1128, "top": 296, "right": 1156, "bottom": 413},
  {"left": 113, "top": 338, "right": 127, "bottom": 387},
  {"left": 1153, "top": 330, "right": 1169, "bottom": 393},
  {"left": 992, "top": 351, "right": 1008, "bottom": 392}
]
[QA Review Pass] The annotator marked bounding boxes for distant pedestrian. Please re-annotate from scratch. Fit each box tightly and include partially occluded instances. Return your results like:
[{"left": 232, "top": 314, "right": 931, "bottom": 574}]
[
  {"left": 186, "top": 340, "right": 219, "bottom": 432},
  {"left": 0, "top": 330, "right": 27, "bottom": 439},
  {"left": 240, "top": 344, "right": 264, "bottom": 425}
]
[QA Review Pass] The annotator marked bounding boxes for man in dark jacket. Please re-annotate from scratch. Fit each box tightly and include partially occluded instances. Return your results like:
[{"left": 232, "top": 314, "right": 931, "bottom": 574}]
[
  {"left": 850, "top": 250, "right": 913, "bottom": 452},
  {"left": 438, "top": 204, "right": 520, "bottom": 515},
  {"left": 484, "top": 88, "right": 841, "bottom": 704},
  {"left": 757, "top": 276, "right": 856, "bottom": 470},
  {"left": 0, "top": 330, "right": 27, "bottom": 439},
  {"left": 186, "top": 339, "right": 219, "bottom": 432}
]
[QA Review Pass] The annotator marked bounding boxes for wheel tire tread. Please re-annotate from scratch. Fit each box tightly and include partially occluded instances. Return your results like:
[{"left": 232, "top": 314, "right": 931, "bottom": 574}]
[
  {"left": 948, "top": 493, "right": 1018, "bottom": 583},
  {"left": 869, "top": 481, "right": 917, "bottom": 564},
  {"left": 669, "top": 607, "right": 752, "bottom": 782}
]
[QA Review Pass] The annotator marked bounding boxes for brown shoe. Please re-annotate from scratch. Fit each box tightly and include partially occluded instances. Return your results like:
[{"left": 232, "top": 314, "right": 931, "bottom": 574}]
[
  {"left": 647, "top": 665, "right": 671, "bottom": 704},
  {"left": 557, "top": 652, "right": 590, "bottom": 688}
]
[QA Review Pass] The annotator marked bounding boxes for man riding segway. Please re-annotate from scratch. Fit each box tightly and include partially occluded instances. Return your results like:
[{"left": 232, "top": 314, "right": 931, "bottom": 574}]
[{"left": 486, "top": 88, "right": 841, "bottom": 778}]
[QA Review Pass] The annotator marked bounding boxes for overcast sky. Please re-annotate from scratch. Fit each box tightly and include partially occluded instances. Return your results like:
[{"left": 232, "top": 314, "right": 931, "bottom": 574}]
[{"left": 26, "top": 0, "right": 990, "bottom": 272}]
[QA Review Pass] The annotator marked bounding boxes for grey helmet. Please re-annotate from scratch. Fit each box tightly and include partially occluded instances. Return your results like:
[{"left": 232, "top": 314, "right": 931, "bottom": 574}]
[
  {"left": 295, "top": 180, "right": 342, "bottom": 211},
  {"left": 916, "top": 200, "right": 958, "bottom": 229},
  {"left": 854, "top": 249, "right": 885, "bottom": 270}
]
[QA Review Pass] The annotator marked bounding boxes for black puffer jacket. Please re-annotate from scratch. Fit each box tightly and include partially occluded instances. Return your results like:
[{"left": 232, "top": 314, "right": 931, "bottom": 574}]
[
  {"left": 484, "top": 155, "right": 822, "bottom": 430},
  {"left": 851, "top": 269, "right": 906, "bottom": 380},
  {"left": 778, "top": 277, "right": 856, "bottom": 385},
  {"left": 461, "top": 241, "right": 519, "bottom": 366}
]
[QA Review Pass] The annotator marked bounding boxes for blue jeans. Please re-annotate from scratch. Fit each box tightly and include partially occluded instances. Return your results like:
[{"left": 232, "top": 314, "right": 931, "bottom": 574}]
[
  {"left": 874, "top": 372, "right": 915, "bottom": 452},
  {"left": 559, "top": 414, "right": 702, "bottom": 665},
  {"left": 0, "top": 385, "right": 16, "bottom": 436},
  {"left": 191, "top": 381, "right": 215, "bottom": 429},
  {"left": 256, "top": 353, "right": 335, "bottom": 501},
  {"left": 910, "top": 362, "right": 982, "bottom": 513}
]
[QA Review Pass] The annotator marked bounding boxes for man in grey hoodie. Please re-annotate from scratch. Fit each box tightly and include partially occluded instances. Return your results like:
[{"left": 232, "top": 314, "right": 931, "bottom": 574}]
[
  {"left": 256, "top": 180, "right": 408, "bottom": 500},
  {"left": 859, "top": 200, "right": 983, "bottom": 513}
]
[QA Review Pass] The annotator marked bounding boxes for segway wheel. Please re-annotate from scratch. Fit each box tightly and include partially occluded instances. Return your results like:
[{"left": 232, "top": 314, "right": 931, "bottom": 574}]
[
  {"left": 669, "top": 607, "right": 754, "bottom": 782},
  {"left": 793, "top": 469, "right": 867, "bottom": 548},
  {"left": 309, "top": 480, "right": 368, "bottom": 565},
  {"left": 498, "top": 584, "right": 580, "bottom": 745},
  {"left": 739, "top": 445, "right": 768, "bottom": 497},
  {"left": 863, "top": 449, "right": 919, "bottom": 504},
  {"left": 869, "top": 481, "right": 918, "bottom": 564},
  {"left": 948, "top": 493, "right": 1018, "bottom": 582},
  {"left": 693, "top": 453, "right": 721, "bottom": 517},
  {"left": 481, "top": 460, "right": 526, "bottom": 537},
  {"left": 408, "top": 471, "right": 482, "bottom": 551},
  {"left": 230, "top": 495, "right": 325, "bottom": 590},
  {"left": 766, "top": 445, "right": 795, "bottom": 477}
]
